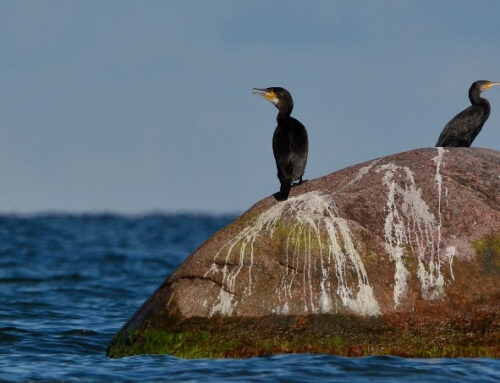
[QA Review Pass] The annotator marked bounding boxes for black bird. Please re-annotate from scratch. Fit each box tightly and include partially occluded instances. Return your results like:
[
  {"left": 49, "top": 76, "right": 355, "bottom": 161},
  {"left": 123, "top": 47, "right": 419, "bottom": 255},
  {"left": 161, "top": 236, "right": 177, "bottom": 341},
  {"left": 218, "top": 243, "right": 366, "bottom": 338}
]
[
  {"left": 436, "top": 80, "right": 500, "bottom": 147},
  {"left": 253, "top": 87, "right": 308, "bottom": 200}
]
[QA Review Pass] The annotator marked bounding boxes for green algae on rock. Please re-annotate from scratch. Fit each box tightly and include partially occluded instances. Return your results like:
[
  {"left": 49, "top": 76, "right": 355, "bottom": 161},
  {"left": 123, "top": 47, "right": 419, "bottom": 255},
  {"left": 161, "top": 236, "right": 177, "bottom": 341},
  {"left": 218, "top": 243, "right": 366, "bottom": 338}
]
[
  {"left": 473, "top": 235, "right": 500, "bottom": 276},
  {"left": 108, "top": 148, "right": 500, "bottom": 358},
  {"left": 107, "top": 311, "right": 498, "bottom": 359}
]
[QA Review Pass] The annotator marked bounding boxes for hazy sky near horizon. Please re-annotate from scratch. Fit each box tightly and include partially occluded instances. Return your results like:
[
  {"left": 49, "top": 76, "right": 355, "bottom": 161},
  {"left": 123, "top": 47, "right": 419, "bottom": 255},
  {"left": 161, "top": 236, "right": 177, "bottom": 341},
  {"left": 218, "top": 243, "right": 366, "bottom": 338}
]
[{"left": 1, "top": 1, "right": 500, "bottom": 213}]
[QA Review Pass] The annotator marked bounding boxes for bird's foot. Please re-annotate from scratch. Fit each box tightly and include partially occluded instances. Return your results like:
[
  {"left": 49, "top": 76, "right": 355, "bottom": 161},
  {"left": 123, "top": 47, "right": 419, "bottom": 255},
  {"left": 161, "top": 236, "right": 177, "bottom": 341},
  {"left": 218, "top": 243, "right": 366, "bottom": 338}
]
[
  {"left": 273, "top": 191, "right": 288, "bottom": 201},
  {"left": 295, "top": 178, "right": 307, "bottom": 186}
]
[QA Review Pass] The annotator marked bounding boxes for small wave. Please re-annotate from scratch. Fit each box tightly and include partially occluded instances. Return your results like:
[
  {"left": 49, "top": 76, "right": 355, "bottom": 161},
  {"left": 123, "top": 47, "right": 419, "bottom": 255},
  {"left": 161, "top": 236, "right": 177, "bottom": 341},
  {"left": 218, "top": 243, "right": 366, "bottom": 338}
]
[{"left": 0, "top": 273, "right": 86, "bottom": 284}]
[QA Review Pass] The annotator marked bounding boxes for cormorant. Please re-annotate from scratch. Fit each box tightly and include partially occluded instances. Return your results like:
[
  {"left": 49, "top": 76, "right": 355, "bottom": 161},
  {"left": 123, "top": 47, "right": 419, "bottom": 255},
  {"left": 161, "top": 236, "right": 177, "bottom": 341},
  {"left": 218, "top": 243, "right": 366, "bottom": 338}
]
[
  {"left": 253, "top": 87, "right": 308, "bottom": 200},
  {"left": 436, "top": 80, "right": 500, "bottom": 147}
]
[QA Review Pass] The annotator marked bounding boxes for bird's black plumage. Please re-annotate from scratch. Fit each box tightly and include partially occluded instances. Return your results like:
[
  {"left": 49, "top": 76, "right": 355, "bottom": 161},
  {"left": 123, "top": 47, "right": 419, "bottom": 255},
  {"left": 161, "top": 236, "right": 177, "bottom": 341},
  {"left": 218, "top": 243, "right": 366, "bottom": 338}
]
[
  {"left": 253, "top": 87, "right": 308, "bottom": 200},
  {"left": 436, "top": 80, "right": 500, "bottom": 147}
]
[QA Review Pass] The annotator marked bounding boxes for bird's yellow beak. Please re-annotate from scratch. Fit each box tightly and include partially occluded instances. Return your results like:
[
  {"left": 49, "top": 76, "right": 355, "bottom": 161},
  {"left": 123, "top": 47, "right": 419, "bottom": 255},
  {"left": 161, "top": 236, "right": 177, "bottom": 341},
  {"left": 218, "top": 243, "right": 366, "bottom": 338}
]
[
  {"left": 484, "top": 82, "right": 500, "bottom": 90},
  {"left": 252, "top": 88, "right": 275, "bottom": 101}
]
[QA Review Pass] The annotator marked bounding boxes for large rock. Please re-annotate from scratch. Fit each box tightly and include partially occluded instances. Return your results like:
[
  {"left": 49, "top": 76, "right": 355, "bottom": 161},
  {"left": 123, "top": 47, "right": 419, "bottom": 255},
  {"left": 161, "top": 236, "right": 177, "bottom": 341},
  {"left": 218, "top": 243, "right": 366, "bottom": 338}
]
[{"left": 108, "top": 148, "right": 499, "bottom": 358}]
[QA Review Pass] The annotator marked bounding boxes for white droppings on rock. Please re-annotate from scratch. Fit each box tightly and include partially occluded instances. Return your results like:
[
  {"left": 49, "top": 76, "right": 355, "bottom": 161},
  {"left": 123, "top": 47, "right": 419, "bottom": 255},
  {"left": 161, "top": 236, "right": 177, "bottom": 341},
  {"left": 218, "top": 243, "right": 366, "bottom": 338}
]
[
  {"left": 206, "top": 190, "right": 380, "bottom": 317},
  {"left": 336, "top": 159, "right": 381, "bottom": 193},
  {"left": 379, "top": 148, "right": 454, "bottom": 306},
  {"left": 204, "top": 201, "right": 289, "bottom": 316},
  {"left": 445, "top": 246, "right": 456, "bottom": 281},
  {"left": 353, "top": 160, "right": 380, "bottom": 184},
  {"left": 433, "top": 147, "right": 446, "bottom": 253},
  {"left": 209, "top": 289, "right": 235, "bottom": 317},
  {"left": 277, "top": 193, "right": 380, "bottom": 316},
  {"left": 381, "top": 164, "right": 410, "bottom": 308}
]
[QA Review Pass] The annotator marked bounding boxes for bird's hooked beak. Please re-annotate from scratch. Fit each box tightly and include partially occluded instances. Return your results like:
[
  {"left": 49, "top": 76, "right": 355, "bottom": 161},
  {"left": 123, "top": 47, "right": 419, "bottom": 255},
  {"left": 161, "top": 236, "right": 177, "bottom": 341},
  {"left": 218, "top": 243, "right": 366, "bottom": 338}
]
[
  {"left": 482, "top": 82, "right": 500, "bottom": 91},
  {"left": 252, "top": 88, "right": 277, "bottom": 102}
]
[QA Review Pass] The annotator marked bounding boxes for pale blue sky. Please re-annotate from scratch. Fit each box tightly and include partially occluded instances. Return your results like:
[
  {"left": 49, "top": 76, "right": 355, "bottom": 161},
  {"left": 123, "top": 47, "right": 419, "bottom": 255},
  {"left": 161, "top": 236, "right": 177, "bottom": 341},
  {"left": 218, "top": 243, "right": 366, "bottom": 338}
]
[{"left": 1, "top": 1, "right": 499, "bottom": 213}]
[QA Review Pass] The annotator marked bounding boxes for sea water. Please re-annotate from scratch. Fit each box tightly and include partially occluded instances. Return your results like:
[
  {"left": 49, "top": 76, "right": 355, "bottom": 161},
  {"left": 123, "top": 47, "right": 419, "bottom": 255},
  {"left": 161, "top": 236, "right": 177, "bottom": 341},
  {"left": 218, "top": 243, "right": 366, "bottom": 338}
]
[{"left": 0, "top": 215, "right": 498, "bottom": 382}]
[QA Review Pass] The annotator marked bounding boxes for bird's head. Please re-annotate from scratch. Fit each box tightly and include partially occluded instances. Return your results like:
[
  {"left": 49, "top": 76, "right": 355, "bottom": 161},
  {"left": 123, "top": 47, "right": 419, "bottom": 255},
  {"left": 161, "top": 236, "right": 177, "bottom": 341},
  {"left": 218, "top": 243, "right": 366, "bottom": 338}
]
[
  {"left": 253, "top": 87, "right": 294, "bottom": 114},
  {"left": 472, "top": 80, "right": 500, "bottom": 93}
]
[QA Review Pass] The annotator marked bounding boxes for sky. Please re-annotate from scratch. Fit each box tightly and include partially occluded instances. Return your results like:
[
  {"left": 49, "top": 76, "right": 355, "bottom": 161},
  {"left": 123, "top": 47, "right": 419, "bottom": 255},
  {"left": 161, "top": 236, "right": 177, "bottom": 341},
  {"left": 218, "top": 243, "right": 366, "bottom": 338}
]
[{"left": 1, "top": 1, "right": 500, "bottom": 214}]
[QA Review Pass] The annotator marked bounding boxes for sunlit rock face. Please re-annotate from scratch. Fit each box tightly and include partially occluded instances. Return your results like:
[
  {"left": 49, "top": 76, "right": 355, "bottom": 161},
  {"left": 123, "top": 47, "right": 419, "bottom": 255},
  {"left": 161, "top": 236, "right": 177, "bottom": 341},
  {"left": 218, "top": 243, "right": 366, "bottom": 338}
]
[{"left": 109, "top": 148, "right": 500, "bottom": 358}]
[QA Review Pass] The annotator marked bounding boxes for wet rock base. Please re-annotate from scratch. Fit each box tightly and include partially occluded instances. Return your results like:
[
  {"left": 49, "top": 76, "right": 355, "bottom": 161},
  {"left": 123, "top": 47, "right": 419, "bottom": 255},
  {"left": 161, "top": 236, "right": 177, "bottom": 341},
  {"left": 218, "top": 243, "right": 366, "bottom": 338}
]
[{"left": 107, "top": 308, "right": 498, "bottom": 358}]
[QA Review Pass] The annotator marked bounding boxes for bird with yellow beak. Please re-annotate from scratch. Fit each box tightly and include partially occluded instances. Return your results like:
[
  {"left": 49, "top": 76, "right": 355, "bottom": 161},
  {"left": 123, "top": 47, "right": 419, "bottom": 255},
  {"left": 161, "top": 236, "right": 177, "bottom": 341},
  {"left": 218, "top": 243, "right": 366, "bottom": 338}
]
[
  {"left": 253, "top": 87, "right": 308, "bottom": 200},
  {"left": 436, "top": 80, "right": 500, "bottom": 147}
]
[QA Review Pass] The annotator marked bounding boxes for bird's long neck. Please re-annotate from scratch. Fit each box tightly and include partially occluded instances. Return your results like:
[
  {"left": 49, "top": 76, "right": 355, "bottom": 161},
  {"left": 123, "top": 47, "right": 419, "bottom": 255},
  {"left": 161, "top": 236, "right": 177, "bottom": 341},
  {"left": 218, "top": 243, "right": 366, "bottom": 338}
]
[
  {"left": 277, "top": 109, "right": 292, "bottom": 122},
  {"left": 469, "top": 88, "right": 489, "bottom": 107},
  {"left": 469, "top": 91, "right": 491, "bottom": 122},
  {"left": 276, "top": 102, "right": 293, "bottom": 122}
]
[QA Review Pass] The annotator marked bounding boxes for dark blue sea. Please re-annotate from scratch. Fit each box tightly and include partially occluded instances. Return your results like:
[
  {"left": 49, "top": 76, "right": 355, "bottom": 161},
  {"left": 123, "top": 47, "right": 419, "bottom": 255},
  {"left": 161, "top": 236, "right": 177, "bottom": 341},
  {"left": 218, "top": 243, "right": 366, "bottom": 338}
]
[{"left": 0, "top": 214, "right": 498, "bottom": 382}]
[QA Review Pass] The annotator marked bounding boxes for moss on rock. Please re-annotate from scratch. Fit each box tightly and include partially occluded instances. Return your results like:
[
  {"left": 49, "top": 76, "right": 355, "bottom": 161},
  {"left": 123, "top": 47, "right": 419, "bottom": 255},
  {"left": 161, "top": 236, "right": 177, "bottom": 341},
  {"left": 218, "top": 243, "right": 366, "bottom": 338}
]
[
  {"left": 473, "top": 235, "right": 500, "bottom": 276},
  {"left": 107, "top": 311, "right": 498, "bottom": 359}
]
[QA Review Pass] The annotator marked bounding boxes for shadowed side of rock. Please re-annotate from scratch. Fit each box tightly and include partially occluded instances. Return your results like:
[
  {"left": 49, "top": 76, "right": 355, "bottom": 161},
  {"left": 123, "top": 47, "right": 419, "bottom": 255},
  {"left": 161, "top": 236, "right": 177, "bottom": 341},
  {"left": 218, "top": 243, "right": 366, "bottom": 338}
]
[{"left": 108, "top": 148, "right": 500, "bottom": 358}]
